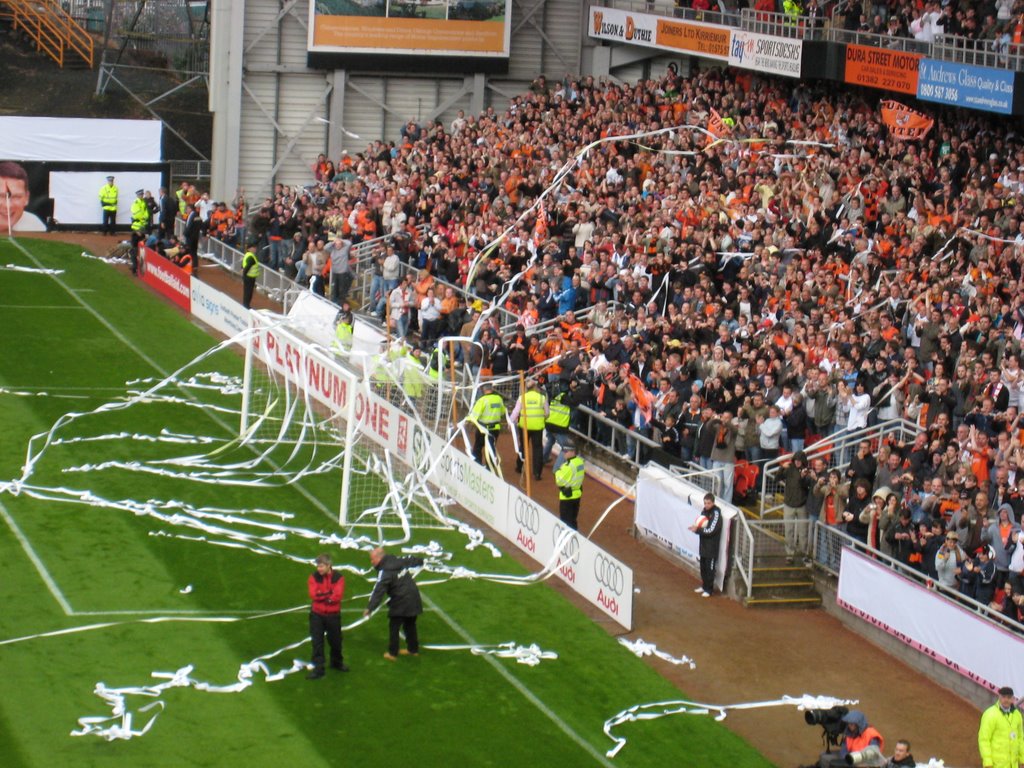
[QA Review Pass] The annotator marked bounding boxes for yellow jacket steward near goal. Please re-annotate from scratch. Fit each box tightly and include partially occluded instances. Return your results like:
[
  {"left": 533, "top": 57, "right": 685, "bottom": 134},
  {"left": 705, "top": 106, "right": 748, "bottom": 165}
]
[
  {"left": 554, "top": 453, "right": 585, "bottom": 501},
  {"left": 469, "top": 388, "right": 506, "bottom": 434}
]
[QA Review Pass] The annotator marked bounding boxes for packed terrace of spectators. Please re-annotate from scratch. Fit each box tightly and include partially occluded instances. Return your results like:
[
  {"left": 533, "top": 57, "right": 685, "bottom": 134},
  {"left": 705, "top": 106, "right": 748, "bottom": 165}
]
[{"left": 174, "top": 64, "right": 1024, "bottom": 625}]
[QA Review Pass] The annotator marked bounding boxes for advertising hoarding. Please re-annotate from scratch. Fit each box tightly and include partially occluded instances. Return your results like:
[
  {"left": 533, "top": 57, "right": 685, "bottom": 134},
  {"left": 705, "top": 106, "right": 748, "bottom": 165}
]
[
  {"left": 916, "top": 58, "right": 1015, "bottom": 114},
  {"left": 844, "top": 44, "right": 921, "bottom": 95},
  {"left": 728, "top": 30, "right": 802, "bottom": 78},
  {"left": 308, "top": 0, "right": 512, "bottom": 67},
  {"left": 588, "top": 6, "right": 730, "bottom": 62}
]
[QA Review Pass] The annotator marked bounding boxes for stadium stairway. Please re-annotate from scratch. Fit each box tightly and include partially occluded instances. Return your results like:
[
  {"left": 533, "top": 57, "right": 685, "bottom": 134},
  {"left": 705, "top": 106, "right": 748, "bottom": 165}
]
[{"left": 1, "top": 0, "right": 94, "bottom": 68}]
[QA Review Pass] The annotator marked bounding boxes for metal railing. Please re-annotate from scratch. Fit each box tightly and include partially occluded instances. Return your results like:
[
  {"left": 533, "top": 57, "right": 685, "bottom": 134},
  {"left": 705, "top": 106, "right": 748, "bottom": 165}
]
[
  {"left": 812, "top": 523, "right": 1023, "bottom": 633},
  {"left": 669, "top": 461, "right": 723, "bottom": 496},
  {"left": 739, "top": 8, "right": 826, "bottom": 40},
  {"left": 731, "top": 516, "right": 817, "bottom": 600},
  {"left": 169, "top": 160, "right": 212, "bottom": 185},
  {"left": 757, "top": 417, "right": 921, "bottom": 519},
  {"left": 827, "top": 26, "right": 930, "bottom": 52},
  {"left": 572, "top": 404, "right": 662, "bottom": 467},
  {"left": 933, "top": 33, "right": 1024, "bottom": 72},
  {"left": 602, "top": 0, "right": 740, "bottom": 27}
]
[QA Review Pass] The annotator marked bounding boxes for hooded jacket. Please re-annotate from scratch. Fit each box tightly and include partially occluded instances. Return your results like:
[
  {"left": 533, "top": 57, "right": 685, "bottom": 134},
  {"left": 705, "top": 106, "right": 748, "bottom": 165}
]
[
  {"left": 366, "top": 554, "right": 424, "bottom": 618},
  {"left": 841, "top": 709, "right": 884, "bottom": 759}
]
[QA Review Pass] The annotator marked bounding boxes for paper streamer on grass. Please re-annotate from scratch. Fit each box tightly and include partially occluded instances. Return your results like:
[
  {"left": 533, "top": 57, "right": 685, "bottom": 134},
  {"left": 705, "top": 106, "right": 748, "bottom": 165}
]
[
  {"left": 603, "top": 694, "right": 858, "bottom": 758},
  {"left": 70, "top": 609, "right": 378, "bottom": 741},
  {"left": 618, "top": 638, "right": 695, "bottom": 669},
  {"left": 420, "top": 641, "right": 557, "bottom": 667},
  {"left": 2, "top": 263, "right": 65, "bottom": 275}
]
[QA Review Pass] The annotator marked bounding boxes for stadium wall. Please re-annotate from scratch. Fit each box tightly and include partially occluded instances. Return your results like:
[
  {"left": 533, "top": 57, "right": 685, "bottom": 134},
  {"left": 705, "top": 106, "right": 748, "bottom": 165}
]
[{"left": 211, "top": 0, "right": 587, "bottom": 201}]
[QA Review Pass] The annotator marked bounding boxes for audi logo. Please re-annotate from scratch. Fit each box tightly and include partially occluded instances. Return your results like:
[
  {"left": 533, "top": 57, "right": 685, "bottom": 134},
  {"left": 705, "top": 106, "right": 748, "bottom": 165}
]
[
  {"left": 514, "top": 497, "right": 541, "bottom": 535},
  {"left": 593, "top": 554, "right": 625, "bottom": 596},
  {"left": 552, "top": 524, "right": 580, "bottom": 564}
]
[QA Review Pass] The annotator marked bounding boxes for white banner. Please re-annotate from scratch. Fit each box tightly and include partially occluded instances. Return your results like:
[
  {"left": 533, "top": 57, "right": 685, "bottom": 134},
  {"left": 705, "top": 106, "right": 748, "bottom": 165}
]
[
  {"left": 635, "top": 465, "right": 735, "bottom": 592},
  {"left": 588, "top": 6, "right": 732, "bottom": 61},
  {"left": 837, "top": 548, "right": 1024, "bottom": 696},
  {"left": 426, "top": 431, "right": 508, "bottom": 532},
  {"left": 286, "top": 291, "right": 385, "bottom": 366},
  {"left": 49, "top": 171, "right": 163, "bottom": 227},
  {"left": 190, "top": 279, "right": 251, "bottom": 341},
  {"left": 728, "top": 30, "right": 802, "bottom": 78},
  {"left": 0, "top": 117, "right": 162, "bottom": 163}
]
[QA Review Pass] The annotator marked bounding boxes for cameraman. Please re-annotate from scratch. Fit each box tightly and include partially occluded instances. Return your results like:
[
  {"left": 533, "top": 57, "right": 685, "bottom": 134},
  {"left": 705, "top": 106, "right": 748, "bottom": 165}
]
[{"left": 819, "top": 709, "right": 884, "bottom": 767}]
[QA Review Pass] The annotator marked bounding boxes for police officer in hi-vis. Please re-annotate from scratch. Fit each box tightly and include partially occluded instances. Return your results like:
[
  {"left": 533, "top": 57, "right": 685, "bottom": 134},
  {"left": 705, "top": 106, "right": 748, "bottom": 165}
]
[
  {"left": 99, "top": 175, "right": 118, "bottom": 235},
  {"left": 553, "top": 442, "right": 585, "bottom": 529}
]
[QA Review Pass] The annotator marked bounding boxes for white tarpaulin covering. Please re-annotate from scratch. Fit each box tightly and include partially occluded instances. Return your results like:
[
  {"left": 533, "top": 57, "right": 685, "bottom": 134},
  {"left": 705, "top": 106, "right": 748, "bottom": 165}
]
[
  {"left": 0, "top": 117, "right": 162, "bottom": 163},
  {"left": 635, "top": 465, "right": 735, "bottom": 592},
  {"left": 837, "top": 547, "right": 1024, "bottom": 695},
  {"left": 50, "top": 171, "right": 164, "bottom": 227}
]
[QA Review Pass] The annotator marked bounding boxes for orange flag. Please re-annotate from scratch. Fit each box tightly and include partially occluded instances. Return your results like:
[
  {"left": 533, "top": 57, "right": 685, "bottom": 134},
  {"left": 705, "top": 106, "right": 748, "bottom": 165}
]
[
  {"left": 880, "top": 100, "right": 934, "bottom": 141},
  {"left": 706, "top": 108, "right": 732, "bottom": 148},
  {"left": 628, "top": 374, "right": 653, "bottom": 422}
]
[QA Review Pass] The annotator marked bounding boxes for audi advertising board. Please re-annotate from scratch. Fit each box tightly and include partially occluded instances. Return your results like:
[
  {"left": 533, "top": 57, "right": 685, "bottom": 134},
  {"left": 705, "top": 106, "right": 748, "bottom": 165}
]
[{"left": 506, "top": 487, "right": 633, "bottom": 629}]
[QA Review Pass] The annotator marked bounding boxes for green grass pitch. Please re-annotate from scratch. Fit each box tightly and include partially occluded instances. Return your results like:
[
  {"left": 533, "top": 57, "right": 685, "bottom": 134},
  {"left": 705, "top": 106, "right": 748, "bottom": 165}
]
[{"left": 0, "top": 237, "right": 776, "bottom": 768}]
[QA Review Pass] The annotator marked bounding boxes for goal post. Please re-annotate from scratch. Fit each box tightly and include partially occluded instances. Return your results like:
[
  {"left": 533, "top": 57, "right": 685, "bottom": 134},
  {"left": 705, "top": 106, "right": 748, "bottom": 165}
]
[{"left": 241, "top": 312, "right": 452, "bottom": 531}]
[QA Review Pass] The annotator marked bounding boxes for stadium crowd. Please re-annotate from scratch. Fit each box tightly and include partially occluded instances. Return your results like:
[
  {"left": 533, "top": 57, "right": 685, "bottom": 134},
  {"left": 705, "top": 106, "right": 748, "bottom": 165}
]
[{"left": 171, "top": 62, "right": 1024, "bottom": 624}]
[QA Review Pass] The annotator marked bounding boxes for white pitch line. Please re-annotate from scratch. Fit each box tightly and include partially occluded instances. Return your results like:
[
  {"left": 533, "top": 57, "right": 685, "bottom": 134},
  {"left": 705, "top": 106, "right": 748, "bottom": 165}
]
[
  {"left": 71, "top": 607, "right": 368, "bottom": 617},
  {"left": 0, "top": 498, "right": 74, "bottom": 615},
  {"left": 0, "top": 304, "right": 87, "bottom": 310},
  {"left": 426, "top": 595, "right": 616, "bottom": 768}
]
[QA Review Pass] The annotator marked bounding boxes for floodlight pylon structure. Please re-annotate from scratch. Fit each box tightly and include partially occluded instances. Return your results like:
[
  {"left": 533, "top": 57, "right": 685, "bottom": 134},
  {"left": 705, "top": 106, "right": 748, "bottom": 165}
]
[{"left": 92, "top": 0, "right": 211, "bottom": 168}]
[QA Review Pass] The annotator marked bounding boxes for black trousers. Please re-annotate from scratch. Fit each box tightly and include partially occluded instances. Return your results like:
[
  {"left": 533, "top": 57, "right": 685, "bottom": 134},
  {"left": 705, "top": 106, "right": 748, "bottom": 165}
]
[
  {"left": 559, "top": 496, "right": 581, "bottom": 530},
  {"left": 102, "top": 209, "right": 116, "bottom": 235},
  {"left": 515, "top": 428, "right": 544, "bottom": 479},
  {"left": 243, "top": 275, "right": 256, "bottom": 309},
  {"left": 472, "top": 427, "right": 500, "bottom": 467},
  {"left": 309, "top": 611, "right": 343, "bottom": 671},
  {"left": 331, "top": 271, "right": 353, "bottom": 304},
  {"left": 699, "top": 542, "right": 719, "bottom": 594},
  {"left": 388, "top": 615, "right": 419, "bottom": 656}
]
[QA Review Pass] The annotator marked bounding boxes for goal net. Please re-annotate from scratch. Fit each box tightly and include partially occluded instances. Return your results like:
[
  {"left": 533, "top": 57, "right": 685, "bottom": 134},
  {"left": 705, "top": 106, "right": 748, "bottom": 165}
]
[{"left": 241, "top": 312, "right": 453, "bottom": 531}]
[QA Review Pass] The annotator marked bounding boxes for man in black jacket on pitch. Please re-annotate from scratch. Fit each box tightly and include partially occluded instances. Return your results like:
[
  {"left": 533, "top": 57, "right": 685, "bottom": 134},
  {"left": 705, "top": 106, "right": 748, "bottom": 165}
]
[
  {"left": 363, "top": 547, "right": 424, "bottom": 661},
  {"left": 689, "top": 493, "right": 724, "bottom": 598}
]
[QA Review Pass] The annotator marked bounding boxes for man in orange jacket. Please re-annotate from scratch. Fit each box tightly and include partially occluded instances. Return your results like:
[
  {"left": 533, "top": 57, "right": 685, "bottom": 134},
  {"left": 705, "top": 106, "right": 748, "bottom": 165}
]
[{"left": 307, "top": 553, "right": 347, "bottom": 679}]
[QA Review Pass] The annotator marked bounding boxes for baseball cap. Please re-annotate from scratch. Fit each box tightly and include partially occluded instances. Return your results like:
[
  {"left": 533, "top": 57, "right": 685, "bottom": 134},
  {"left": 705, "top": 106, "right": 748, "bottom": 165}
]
[{"left": 106, "top": 175, "right": 114, "bottom": 181}]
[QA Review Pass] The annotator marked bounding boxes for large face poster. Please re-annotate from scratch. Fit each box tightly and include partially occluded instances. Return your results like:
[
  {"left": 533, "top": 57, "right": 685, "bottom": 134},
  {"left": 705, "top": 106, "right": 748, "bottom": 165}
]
[
  {"left": 307, "top": 0, "right": 512, "bottom": 64},
  {"left": 0, "top": 161, "right": 166, "bottom": 231},
  {"left": 0, "top": 160, "right": 51, "bottom": 234}
]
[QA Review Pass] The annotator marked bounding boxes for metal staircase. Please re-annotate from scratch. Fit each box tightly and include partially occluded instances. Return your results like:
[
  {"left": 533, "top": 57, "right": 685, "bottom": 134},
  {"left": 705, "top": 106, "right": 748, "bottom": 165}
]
[{"left": 2, "top": 0, "right": 94, "bottom": 68}]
